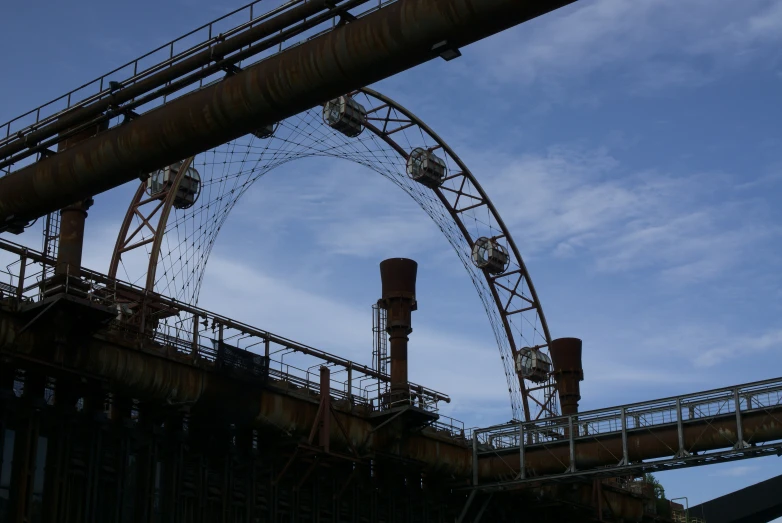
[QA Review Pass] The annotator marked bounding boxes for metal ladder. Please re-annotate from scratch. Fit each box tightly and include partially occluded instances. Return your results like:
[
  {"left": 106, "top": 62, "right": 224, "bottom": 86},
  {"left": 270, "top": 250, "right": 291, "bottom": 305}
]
[{"left": 41, "top": 211, "right": 60, "bottom": 281}]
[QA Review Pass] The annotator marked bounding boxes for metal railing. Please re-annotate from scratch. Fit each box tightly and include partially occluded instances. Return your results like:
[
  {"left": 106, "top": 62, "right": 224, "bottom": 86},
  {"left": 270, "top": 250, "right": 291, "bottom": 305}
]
[
  {"left": 0, "top": 237, "right": 451, "bottom": 416},
  {"left": 471, "top": 377, "right": 782, "bottom": 488},
  {"left": 0, "top": 0, "right": 397, "bottom": 173},
  {"left": 672, "top": 512, "right": 705, "bottom": 523},
  {"left": 431, "top": 414, "right": 466, "bottom": 439}
]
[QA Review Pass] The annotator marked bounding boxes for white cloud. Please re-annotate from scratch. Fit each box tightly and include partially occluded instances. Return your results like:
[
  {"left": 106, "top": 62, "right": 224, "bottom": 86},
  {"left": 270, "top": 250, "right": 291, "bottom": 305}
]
[
  {"left": 233, "top": 159, "right": 441, "bottom": 260},
  {"left": 693, "top": 329, "right": 782, "bottom": 368},
  {"left": 474, "top": 0, "right": 782, "bottom": 94},
  {"left": 471, "top": 145, "right": 779, "bottom": 284}
]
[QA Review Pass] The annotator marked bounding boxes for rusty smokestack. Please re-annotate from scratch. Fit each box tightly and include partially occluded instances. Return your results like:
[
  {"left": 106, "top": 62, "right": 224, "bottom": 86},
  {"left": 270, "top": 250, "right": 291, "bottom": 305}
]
[
  {"left": 549, "top": 337, "right": 584, "bottom": 416},
  {"left": 379, "top": 258, "right": 417, "bottom": 405},
  {"left": 55, "top": 200, "right": 92, "bottom": 277},
  {"left": 54, "top": 114, "right": 106, "bottom": 278}
]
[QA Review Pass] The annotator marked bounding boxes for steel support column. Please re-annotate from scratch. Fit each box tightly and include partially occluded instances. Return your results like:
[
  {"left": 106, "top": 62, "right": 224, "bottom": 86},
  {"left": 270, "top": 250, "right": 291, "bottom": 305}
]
[{"left": 8, "top": 372, "right": 45, "bottom": 523}]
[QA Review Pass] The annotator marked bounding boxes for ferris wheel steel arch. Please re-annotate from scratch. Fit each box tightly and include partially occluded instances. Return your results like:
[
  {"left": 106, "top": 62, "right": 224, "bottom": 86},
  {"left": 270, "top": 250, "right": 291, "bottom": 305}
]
[{"left": 108, "top": 88, "right": 557, "bottom": 421}]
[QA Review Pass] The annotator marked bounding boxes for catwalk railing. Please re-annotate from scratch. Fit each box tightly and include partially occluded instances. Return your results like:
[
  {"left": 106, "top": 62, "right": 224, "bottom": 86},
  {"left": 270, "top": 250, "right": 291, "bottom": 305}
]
[
  {"left": 0, "top": 0, "right": 396, "bottom": 173},
  {"left": 472, "top": 377, "right": 782, "bottom": 489},
  {"left": 0, "top": 238, "right": 457, "bottom": 429}
]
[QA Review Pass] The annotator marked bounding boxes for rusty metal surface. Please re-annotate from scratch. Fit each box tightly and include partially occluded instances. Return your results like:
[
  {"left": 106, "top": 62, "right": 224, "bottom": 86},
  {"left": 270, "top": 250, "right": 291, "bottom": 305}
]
[
  {"left": 54, "top": 202, "right": 90, "bottom": 277},
  {"left": 550, "top": 337, "right": 584, "bottom": 415},
  {"left": 380, "top": 258, "right": 418, "bottom": 300},
  {"left": 379, "top": 258, "right": 417, "bottom": 399},
  {"left": 4, "top": 303, "right": 781, "bottom": 487},
  {"left": 477, "top": 410, "right": 782, "bottom": 480},
  {"left": 0, "top": 0, "right": 576, "bottom": 227},
  {"left": 0, "top": 0, "right": 366, "bottom": 166}
]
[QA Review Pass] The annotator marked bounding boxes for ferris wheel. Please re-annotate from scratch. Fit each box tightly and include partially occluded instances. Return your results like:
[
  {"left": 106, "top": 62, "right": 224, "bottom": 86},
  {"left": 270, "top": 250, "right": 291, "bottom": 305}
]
[{"left": 108, "top": 88, "right": 557, "bottom": 422}]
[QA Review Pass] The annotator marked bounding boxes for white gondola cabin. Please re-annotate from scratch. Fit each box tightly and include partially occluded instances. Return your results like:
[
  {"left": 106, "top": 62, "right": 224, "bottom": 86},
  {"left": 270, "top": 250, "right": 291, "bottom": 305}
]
[
  {"left": 252, "top": 122, "right": 278, "bottom": 139},
  {"left": 323, "top": 96, "right": 367, "bottom": 137},
  {"left": 471, "top": 237, "right": 509, "bottom": 274},
  {"left": 516, "top": 347, "right": 552, "bottom": 383},
  {"left": 146, "top": 161, "right": 201, "bottom": 209},
  {"left": 406, "top": 147, "right": 446, "bottom": 188}
]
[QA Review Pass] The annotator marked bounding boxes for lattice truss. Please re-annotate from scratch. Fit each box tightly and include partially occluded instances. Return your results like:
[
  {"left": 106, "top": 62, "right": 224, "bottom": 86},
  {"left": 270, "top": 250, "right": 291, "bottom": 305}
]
[{"left": 112, "top": 89, "right": 556, "bottom": 421}]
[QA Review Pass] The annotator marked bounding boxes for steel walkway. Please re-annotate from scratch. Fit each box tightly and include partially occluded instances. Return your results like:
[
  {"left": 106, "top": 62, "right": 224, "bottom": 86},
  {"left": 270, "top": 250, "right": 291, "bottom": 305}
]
[{"left": 471, "top": 377, "right": 782, "bottom": 490}]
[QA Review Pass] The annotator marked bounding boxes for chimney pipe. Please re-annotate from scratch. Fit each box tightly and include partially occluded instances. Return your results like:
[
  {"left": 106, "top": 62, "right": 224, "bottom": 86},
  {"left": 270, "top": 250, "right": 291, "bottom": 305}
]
[
  {"left": 379, "top": 258, "right": 417, "bottom": 406},
  {"left": 54, "top": 113, "right": 106, "bottom": 278},
  {"left": 549, "top": 337, "right": 584, "bottom": 416},
  {"left": 55, "top": 199, "right": 92, "bottom": 278}
]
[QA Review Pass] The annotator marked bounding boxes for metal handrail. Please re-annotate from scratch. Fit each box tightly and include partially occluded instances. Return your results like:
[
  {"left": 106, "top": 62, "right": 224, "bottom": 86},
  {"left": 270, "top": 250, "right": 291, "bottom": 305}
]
[
  {"left": 0, "top": 0, "right": 304, "bottom": 145},
  {"left": 0, "top": 237, "right": 452, "bottom": 414},
  {"left": 0, "top": 0, "right": 394, "bottom": 172},
  {"left": 470, "top": 376, "right": 782, "bottom": 489},
  {"left": 474, "top": 377, "right": 782, "bottom": 444}
]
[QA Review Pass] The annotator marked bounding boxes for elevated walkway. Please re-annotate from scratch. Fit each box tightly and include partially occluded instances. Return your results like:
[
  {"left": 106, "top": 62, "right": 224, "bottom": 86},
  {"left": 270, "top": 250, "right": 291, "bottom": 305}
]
[{"left": 472, "top": 378, "right": 782, "bottom": 489}]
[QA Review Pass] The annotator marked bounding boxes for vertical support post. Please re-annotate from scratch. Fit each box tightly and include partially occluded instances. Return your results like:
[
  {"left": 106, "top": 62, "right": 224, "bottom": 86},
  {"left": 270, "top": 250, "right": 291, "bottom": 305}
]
[
  {"left": 518, "top": 422, "right": 525, "bottom": 480},
  {"left": 16, "top": 252, "right": 26, "bottom": 300},
  {"left": 264, "top": 338, "right": 270, "bottom": 363},
  {"left": 675, "top": 398, "right": 689, "bottom": 458},
  {"left": 568, "top": 416, "right": 576, "bottom": 473},
  {"left": 620, "top": 407, "right": 628, "bottom": 466},
  {"left": 140, "top": 293, "right": 147, "bottom": 333},
  {"left": 319, "top": 366, "right": 331, "bottom": 452},
  {"left": 218, "top": 323, "right": 224, "bottom": 343},
  {"left": 347, "top": 363, "right": 353, "bottom": 406},
  {"left": 595, "top": 479, "right": 604, "bottom": 521},
  {"left": 734, "top": 388, "right": 747, "bottom": 449},
  {"left": 472, "top": 432, "right": 478, "bottom": 486},
  {"left": 191, "top": 314, "right": 199, "bottom": 357},
  {"left": 8, "top": 373, "right": 44, "bottom": 523}
]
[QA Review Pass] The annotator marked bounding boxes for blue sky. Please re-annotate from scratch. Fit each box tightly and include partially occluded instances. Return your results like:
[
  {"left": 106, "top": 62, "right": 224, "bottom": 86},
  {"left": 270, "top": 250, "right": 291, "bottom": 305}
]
[{"left": 2, "top": 0, "right": 782, "bottom": 512}]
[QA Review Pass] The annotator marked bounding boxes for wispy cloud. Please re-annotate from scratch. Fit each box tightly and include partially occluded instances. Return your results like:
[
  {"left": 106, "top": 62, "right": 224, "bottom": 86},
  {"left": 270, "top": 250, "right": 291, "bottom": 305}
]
[
  {"left": 232, "top": 158, "right": 442, "bottom": 260},
  {"left": 693, "top": 329, "right": 782, "bottom": 368},
  {"left": 708, "top": 464, "right": 761, "bottom": 478},
  {"left": 470, "top": 145, "right": 780, "bottom": 284},
  {"left": 472, "top": 0, "right": 782, "bottom": 95}
]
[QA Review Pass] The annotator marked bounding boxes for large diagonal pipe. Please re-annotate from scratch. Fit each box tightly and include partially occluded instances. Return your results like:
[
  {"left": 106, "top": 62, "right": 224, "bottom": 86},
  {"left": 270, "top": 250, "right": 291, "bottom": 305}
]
[{"left": 0, "top": 0, "right": 575, "bottom": 229}]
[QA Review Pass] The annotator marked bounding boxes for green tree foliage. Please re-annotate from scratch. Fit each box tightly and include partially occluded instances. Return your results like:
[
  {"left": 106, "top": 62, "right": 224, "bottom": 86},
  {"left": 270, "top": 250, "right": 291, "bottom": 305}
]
[
  {"left": 644, "top": 473, "right": 666, "bottom": 500},
  {"left": 645, "top": 473, "right": 672, "bottom": 517}
]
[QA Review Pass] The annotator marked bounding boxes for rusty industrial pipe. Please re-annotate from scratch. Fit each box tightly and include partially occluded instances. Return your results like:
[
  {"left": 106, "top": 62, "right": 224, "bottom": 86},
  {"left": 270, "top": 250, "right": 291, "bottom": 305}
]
[
  {"left": 55, "top": 201, "right": 91, "bottom": 278},
  {"left": 379, "top": 258, "right": 417, "bottom": 404},
  {"left": 52, "top": 113, "right": 106, "bottom": 277},
  {"left": 550, "top": 337, "right": 583, "bottom": 416},
  {"left": 0, "top": 0, "right": 576, "bottom": 228},
  {"left": 0, "top": 0, "right": 368, "bottom": 168}
]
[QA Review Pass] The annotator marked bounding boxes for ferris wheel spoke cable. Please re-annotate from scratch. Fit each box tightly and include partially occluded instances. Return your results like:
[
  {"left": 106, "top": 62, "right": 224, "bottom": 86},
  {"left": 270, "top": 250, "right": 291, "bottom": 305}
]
[{"left": 113, "top": 89, "right": 552, "bottom": 419}]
